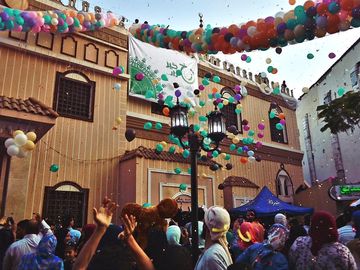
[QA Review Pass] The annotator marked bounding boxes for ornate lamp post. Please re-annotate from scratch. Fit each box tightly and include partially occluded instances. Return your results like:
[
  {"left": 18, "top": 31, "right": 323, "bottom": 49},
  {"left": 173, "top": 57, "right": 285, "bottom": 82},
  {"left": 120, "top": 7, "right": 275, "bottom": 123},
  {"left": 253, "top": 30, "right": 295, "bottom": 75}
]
[{"left": 169, "top": 100, "right": 226, "bottom": 264}]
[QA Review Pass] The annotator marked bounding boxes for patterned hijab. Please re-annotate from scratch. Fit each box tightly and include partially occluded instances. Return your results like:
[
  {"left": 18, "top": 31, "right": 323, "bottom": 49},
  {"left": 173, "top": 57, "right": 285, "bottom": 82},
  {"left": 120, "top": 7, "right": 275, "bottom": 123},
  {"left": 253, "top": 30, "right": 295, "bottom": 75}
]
[
  {"left": 19, "top": 234, "right": 64, "bottom": 270},
  {"left": 309, "top": 211, "right": 338, "bottom": 256}
]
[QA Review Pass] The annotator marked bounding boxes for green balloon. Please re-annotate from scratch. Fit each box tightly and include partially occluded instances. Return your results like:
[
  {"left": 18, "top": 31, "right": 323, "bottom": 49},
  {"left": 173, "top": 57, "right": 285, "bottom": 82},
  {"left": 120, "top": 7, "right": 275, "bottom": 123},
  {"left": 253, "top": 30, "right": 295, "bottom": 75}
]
[
  {"left": 225, "top": 154, "right": 231, "bottom": 161},
  {"left": 199, "top": 100, "right": 206, "bottom": 107},
  {"left": 16, "top": 16, "right": 24, "bottom": 26},
  {"left": 183, "top": 149, "right": 190, "bottom": 158},
  {"left": 228, "top": 97, "right": 235, "bottom": 103},
  {"left": 213, "top": 76, "right": 221, "bottom": 83},
  {"left": 237, "top": 147, "right": 243, "bottom": 154},
  {"left": 179, "top": 183, "right": 187, "bottom": 191},
  {"left": 246, "top": 56, "right": 252, "bottom": 63},
  {"left": 194, "top": 124, "right": 201, "bottom": 132},
  {"left": 145, "top": 90, "right": 154, "bottom": 99},
  {"left": 273, "top": 87, "right": 280, "bottom": 95},
  {"left": 174, "top": 168, "right": 182, "bottom": 174},
  {"left": 161, "top": 74, "right": 168, "bottom": 81},
  {"left": 269, "top": 111, "right": 276, "bottom": 119},
  {"left": 212, "top": 150, "right": 219, "bottom": 158},
  {"left": 230, "top": 144, "right": 237, "bottom": 151},
  {"left": 267, "top": 66, "right": 274, "bottom": 73},
  {"left": 202, "top": 78, "right": 210, "bottom": 86},
  {"left": 176, "top": 70, "right": 182, "bottom": 77},
  {"left": 156, "top": 144, "right": 164, "bottom": 152},
  {"left": 144, "top": 122, "right": 153, "bottom": 130},
  {"left": 155, "top": 123, "right": 163, "bottom": 130},
  {"left": 307, "top": 53, "right": 314, "bottom": 60},
  {"left": 338, "top": 87, "right": 345, "bottom": 97},
  {"left": 187, "top": 168, "right": 192, "bottom": 174},
  {"left": 276, "top": 123, "right": 284, "bottom": 130},
  {"left": 218, "top": 103, "right": 224, "bottom": 109},
  {"left": 142, "top": 203, "right": 152, "bottom": 208},
  {"left": 248, "top": 130, "right": 255, "bottom": 137},
  {"left": 169, "top": 146, "right": 176, "bottom": 154},
  {"left": 50, "top": 164, "right": 59, "bottom": 173},
  {"left": 235, "top": 109, "right": 242, "bottom": 115},
  {"left": 73, "top": 18, "right": 80, "bottom": 27},
  {"left": 199, "top": 116, "right": 207, "bottom": 122}
]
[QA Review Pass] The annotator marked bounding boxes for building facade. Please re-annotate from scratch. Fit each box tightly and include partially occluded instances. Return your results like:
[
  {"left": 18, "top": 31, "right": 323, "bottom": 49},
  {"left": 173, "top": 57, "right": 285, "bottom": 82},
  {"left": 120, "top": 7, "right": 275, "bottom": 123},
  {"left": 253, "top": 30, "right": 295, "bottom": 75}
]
[
  {"left": 296, "top": 38, "right": 360, "bottom": 186},
  {"left": 0, "top": 0, "right": 304, "bottom": 226}
]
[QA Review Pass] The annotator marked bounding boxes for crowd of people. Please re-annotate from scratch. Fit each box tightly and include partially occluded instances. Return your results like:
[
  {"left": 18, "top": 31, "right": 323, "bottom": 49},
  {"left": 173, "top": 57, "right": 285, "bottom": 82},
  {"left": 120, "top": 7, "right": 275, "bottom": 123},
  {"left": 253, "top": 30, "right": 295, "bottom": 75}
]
[{"left": 1, "top": 198, "right": 360, "bottom": 270}]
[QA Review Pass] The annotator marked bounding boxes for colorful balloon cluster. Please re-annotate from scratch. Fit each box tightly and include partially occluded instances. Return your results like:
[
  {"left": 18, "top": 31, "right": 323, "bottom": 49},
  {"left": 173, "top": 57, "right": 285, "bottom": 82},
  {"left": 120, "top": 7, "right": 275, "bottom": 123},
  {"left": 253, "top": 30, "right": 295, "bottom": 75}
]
[
  {"left": 0, "top": 5, "right": 119, "bottom": 33},
  {"left": 130, "top": 0, "right": 360, "bottom": 54},
  {"left": 4, "top": 130, "right": 36, "bottom": 158}
]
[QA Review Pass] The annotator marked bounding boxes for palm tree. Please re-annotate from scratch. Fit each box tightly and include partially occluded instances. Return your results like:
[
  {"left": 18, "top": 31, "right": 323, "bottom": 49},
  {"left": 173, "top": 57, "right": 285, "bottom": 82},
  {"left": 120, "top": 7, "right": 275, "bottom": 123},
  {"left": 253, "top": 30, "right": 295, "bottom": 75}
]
[{"left": 317, "top": 91, "right": 360, "bottom": 134}]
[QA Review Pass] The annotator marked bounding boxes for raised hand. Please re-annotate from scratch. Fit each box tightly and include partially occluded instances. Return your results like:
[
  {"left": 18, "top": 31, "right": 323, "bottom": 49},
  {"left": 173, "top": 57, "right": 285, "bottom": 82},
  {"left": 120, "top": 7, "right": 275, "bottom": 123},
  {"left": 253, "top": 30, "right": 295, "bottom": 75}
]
[
  {"left": 119, "top": 214, "right": 137, "bottom": 240},
  {"left": 92, "top": 197, "right": 117, "bottom": 229}
]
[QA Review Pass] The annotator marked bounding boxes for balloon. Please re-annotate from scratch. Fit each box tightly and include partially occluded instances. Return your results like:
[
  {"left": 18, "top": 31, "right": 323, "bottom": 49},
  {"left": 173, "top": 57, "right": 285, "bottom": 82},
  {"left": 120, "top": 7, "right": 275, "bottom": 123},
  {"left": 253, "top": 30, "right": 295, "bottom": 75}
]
[
  {"left": 213, "top": 76, "right": 221, "bottom": 83},
  {"left": 142, "top": 203, "right": 152, "bottom": 208},
  {"left": 307, "top": 53, "right": 314, "bottom": 59},
  {"left": 302, "top": 87, "right": 310, "bottom": 93},
  {"left": 230, "top": 144, "right": 237, "bottom": 151},
  {"left": 23, "top": 140, "right": 35, "bottom": 151},
  {"left": 4, "top": 138, "right": 15, "bottom": 148},
  {"left": 183, "top": 149, "right": 190, "bottom": 158},
  {"left": 114, "top": 83, "right": 121, "bottom": 91},
  {"left": 26, "top": 132, "right": 37, "bottom": 142},
  {"left": 156, "top": 143, "right": 164, "bottom": 152},
  {"left": 240, "top": 157, "right": 248, "bottom": 164},
  {"left": 225, "top": 163, "right": 233, "bottom": 170},
  {"left": 17, "top": 148, "right": 29, "bottom": 158},
  {"left": 155, "top": 123, "right": 163, "bottom": 130},
  {"left": 338, "top": 87, "right": 346, "bottom": 96},
  {"left": 144, "top": 122, "right": 153, "bottom": 130},
  {"left": 328, "top": 52, "right": 336, "bottom": 59},
  {"left": 258, "top": 123, "right": 265, "bottom": 130},
  {"left": 135, "top": 73, "right": 145, "bottom": 81},
  {"left": 49, "top": 164, "right": 59, "bottom": 172},
  {"left": 210, "top": 164, "right": 219, "bottom": 171},
  {"left": 276, "top": 123, "right": 284, "bottom": 130},
  {"left": 169, "top": 146, "right": 176, "bottom": 154},
  {"left": 14, "top": 133, "right": 28, "bottom": 146},
  {"left": 174, "top": 168, "right": 182, "bottom": 174},
  {"left": 179, "top": 183, "right": 187, "bottom": 191},
  {"left": 162, "top": 107, "right": 170, "bottom": 116},
  {"left": 115, "top": 117, "right": 122, "bottom": 125},
  {"left": 7, "top": 145, "right": 19, "bottom": 156},
  {"left": 125, "top": 129, "right": 136, "bottom": 142},
  {"left": 13, "top": 130, "right": 24, "bottom": 137},
  {"left": 278, "top": 113, "right": 286, "bottom": 119}
]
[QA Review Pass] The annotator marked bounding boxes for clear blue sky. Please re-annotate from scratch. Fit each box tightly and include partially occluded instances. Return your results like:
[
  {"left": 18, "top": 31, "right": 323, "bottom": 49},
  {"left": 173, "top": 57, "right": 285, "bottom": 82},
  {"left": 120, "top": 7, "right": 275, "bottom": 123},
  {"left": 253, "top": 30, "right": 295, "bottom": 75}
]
[{"left": 86, "top": 0, "right": 360, "bottom": 98}]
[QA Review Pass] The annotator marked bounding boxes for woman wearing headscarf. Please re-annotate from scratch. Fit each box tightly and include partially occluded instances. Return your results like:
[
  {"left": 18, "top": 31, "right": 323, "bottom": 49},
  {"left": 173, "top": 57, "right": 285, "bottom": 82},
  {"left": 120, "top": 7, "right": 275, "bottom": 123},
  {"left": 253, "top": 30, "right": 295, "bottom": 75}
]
[
  {"left": 18, "top": 234, "right": 64, "bottom": 270},
  {"left": 289, "top": 211, "right": 356, "bottom": 270},
  {"left": 230, "top": 224, "right": 289, "bottom": 270},
  {"left": 347, "top": 210, "right": 360, "bottom": 269},
  {"left": 195, "top": 206, "right": 233, "bottom": 270}
]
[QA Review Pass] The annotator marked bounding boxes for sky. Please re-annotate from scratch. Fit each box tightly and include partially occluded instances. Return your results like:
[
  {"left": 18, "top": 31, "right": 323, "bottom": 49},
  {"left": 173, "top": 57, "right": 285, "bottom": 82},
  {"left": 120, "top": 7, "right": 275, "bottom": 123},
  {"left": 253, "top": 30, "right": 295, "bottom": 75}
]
[{"left": 85, "top": 0, "right": 360, "bottom": 98}]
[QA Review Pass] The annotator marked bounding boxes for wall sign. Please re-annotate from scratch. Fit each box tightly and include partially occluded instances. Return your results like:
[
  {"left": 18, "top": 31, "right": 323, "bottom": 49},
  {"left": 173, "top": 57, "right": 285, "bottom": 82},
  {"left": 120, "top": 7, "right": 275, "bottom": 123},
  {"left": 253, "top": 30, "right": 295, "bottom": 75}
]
[{"left": 329, "top": 184, "right": 360, "bottom": 201}]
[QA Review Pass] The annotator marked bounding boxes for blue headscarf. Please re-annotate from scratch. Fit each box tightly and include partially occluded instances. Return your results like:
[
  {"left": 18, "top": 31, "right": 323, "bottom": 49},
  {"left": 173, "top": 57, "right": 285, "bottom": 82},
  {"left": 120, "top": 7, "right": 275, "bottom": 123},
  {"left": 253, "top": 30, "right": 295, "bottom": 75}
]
[
  {"left": 352, "top": 210, "right": 360, "bottom": 238},
  {"left": 19, "top": 234, "right": 64, "bottom": 270}
]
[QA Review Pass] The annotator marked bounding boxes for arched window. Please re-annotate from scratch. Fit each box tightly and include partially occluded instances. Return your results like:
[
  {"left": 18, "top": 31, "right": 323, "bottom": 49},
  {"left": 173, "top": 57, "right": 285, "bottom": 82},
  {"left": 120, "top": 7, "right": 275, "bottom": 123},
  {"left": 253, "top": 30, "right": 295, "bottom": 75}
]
[
  {"left": 269, "top": 104, "right": 288, "bottom": 144},
  {"left": 276, "top": 166, "right": 294, "bottom": 197},
  {"left": 43, "top": 181, "right": 89, "bottom": 227},
  {"left": 53, "top": 70, "right": 95, "bottom": 122},
  {"left": 220, "top": 87, "right": 243, "bottom": 133}
]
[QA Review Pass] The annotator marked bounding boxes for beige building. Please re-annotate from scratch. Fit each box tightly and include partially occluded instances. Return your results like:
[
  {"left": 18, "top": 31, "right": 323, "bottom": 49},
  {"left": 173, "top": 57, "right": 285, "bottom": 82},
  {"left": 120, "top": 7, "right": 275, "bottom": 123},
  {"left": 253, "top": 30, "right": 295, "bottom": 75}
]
[{"left": 0, "top": 0, "right": 304, "bottom": 226}]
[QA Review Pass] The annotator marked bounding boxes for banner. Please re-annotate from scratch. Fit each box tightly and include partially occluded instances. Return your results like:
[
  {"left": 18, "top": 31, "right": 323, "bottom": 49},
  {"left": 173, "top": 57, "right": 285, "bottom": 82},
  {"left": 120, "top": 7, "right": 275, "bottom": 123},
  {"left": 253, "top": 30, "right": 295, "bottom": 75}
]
[{"left": 129, "top": 35, "right": 198, "bottom": 103}]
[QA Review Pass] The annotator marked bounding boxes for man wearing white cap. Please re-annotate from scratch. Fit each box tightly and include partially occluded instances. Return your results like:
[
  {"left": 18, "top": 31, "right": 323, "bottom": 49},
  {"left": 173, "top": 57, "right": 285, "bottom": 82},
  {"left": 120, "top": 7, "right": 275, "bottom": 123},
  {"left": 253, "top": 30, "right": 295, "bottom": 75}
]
[{"left": 194, "top": 206, "right": 232, "bottom": 270}]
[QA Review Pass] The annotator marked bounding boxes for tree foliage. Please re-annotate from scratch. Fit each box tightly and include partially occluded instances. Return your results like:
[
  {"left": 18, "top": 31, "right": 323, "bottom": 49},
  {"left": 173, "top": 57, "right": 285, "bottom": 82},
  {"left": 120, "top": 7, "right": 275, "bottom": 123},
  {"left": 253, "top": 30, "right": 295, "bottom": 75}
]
[{"left": 317, "top": 91, "right": 360, "bottom": 134}]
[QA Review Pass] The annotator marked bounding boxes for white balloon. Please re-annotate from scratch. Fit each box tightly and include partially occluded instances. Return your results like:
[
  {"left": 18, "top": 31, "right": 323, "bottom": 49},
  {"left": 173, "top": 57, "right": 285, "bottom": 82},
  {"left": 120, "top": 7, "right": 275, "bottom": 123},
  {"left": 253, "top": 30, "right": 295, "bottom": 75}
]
[
  {"left": 7, "top": 145, "right": 19, "bottom": 156},
  {"left": 14, "top": 134, "right": 28, "bottom": 146},
  {"left": 248, "top": 156, "right": 256, "bottom": 162},
  {"left": 247, "top": 26, "right": 257, "bottom": 37},
  {"left": 17, "top": 148, "right": 29, "bottom": 158},
  {"left": 302, "top": 87, "right": 310, "bottom": 93},
  {"left": 114, "top": 83, "right": 121, "bottom": 91},
  {"left": 275, "top": 11, "right": 285, "bottom": 18},
  {"left": 4, "top": 138, "right": 15, "bottom": 148}
]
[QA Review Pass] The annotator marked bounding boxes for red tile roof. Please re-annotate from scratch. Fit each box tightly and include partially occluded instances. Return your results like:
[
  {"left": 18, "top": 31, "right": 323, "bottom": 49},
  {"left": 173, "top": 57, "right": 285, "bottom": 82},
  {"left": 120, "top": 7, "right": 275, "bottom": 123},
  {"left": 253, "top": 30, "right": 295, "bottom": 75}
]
[
  {"left": 223, "top": 176, "right": 259, "bottom": 189},
  {"left": 0, "top": 96, "right": 59, "bottom": 118},
  {"left": 120, "top": 146, "right": 220, "bottom": 166}
]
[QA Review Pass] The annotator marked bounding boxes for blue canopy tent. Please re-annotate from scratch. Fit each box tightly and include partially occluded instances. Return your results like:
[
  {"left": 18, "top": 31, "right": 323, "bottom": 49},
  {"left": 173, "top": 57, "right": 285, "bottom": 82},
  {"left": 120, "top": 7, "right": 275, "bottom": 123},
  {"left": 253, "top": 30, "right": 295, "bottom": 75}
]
[{"left": 230, "top": 186, "right": 313, "bottom": 217}]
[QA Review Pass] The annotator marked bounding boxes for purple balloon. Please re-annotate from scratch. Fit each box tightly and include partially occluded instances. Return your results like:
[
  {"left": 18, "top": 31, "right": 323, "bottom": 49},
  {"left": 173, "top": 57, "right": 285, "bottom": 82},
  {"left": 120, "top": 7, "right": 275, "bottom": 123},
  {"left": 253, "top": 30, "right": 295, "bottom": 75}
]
[
  {"left": 353, "top": 7, "right": 360, "bottom": 19},
  {"left": 280, "top": 119, "right": 286, "bottom": 125},
  {"left": 241, "top": 54, "right": 247, "bottom": 61},
  {"left": 234, "top": 94, "right": 242, "bottom": 101},
  {"left": 234, "top": 85, "right": 241, "bottom": 92},
  {"left": 199, "top": 85, "right": 205, "bottom": 91},
  {"left": 175, "top": 90, "right": 182, "bottom": 97},
  {"left": 0, "top": 12, "right": 10, "bottom": 22},
  {"left": 58, "top": 18, "right": 64, "bottom": 26},
  {"left": 238, "top": 29, "right": 247, "bottom": 39},
  {"left": 277, "top": 23, "right": 287, "bottom": 34},
  {"left": 316, "top": 16, "right": 328, "bottom": 29},
  {"left": 216, "top": 98, "right": 222, "bottom": 103},
  {"left": 258, "top": 123, "right": 265, "bottom": 130},
  {"left": 256, "top": 141, "right": 263, "bottom": 148},
  {"left": 264, "top": 16, "right": 275, "bottom": 24},
  {"left": 243, "top": 146, "right": 249, "bottom": 152},
  {"left": 306, "top": 6, "right": 317, "bottom": 17}
]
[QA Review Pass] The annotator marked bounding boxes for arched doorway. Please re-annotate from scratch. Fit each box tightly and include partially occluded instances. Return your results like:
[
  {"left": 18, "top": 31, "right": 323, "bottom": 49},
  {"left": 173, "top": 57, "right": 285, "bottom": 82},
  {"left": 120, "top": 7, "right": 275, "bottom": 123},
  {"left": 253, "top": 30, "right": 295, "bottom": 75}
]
[
  {"left": 42, "top": 181, "right": 89, "bottom": 228},
  {"left": 173, "top": 192, "right": 192, "bottom": 211}
]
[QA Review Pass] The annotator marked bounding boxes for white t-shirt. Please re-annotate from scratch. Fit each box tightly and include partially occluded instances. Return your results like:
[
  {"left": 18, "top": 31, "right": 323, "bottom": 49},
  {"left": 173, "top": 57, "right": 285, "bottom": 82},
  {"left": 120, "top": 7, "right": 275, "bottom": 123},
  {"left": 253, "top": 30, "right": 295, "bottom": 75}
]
[{"left": 195, "top": 243, "right": 232, "bottom": 270}]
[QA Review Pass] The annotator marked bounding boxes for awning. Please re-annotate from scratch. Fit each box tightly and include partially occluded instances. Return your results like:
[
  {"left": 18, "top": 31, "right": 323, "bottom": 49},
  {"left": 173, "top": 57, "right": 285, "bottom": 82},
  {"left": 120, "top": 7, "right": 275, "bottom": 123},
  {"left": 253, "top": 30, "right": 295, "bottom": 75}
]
[{"left": 230, "top": 186, "right": 313, "bottom": 216}]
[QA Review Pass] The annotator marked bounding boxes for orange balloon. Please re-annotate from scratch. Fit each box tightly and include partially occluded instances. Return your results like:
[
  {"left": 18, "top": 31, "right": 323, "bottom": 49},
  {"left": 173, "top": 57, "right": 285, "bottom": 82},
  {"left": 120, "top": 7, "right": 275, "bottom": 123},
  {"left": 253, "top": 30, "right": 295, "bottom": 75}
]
[
  {"left": 289, "top": 0, "right": 296, "bottom": 5},
  {"left": 304, "top": 0, "right": 315, "bottom": 10},
  {"left": 340, "top": 0, "right": 354, "bottom": 11},
  {"left": 278, "top": 113, "right": 286, "bottom": 119},
  {"left": 317, "top": 3, "right": 328, "bottom": 16},
  {"left": 212, "top": 88, "right": 218, "bottom": 94},
  {"left": 240, "top": 157, "right": 248, "bottom": 164},
  {"left": 77, "top": 14, "right": 84, "bottom": 24},
  {"left": 272, "top": 68, "right": 278, "bottom": 74},
  {"left": 162, "top": 107, "right": 170, "bottom": 116}
]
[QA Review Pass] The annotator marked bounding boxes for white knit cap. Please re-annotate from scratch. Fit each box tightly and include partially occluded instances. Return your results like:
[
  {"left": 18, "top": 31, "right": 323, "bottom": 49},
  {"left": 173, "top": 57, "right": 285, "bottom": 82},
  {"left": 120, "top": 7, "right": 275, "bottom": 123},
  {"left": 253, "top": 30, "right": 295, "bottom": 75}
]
[
  {"left": 274, "top": 213, "right": 287, "bottom": 227},
  {"left": 204, "top": 206, "right": 230, "bottom": 241},
  {"left": 166, "top": 225, "right": 181, "bottom": 245}
]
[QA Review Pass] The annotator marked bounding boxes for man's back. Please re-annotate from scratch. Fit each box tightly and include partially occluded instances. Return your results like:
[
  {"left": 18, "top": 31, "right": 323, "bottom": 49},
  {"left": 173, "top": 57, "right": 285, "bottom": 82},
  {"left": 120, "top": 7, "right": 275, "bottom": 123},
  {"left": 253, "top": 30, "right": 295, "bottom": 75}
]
[{"left": 2, "top": 234, "right": 40, "bottom": 270}]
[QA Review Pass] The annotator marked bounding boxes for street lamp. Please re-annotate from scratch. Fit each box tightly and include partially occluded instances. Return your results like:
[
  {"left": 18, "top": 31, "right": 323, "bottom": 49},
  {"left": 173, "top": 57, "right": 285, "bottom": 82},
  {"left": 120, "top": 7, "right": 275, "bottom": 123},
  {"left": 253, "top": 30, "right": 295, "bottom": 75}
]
[{"left": 169, "top": 100, "right": 226, "bottom": 264}]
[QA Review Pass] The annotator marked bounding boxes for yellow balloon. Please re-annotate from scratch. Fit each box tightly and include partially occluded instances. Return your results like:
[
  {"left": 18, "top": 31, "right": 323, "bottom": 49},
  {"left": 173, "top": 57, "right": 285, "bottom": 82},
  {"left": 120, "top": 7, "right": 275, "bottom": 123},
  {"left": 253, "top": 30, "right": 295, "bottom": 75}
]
[
  {"left": 115, "top": 117, "right": 122, "bottom": 125},
  {"left": 232, "top": 137, "right": 240, "bottom": 144},
  {"left": 223, "top": 100, "right": 229, "bottom": 106},
  {"left": 220, "top": 153, "right": 227, "bottom": 159},
  {"left": 160, "top": 141, "right": 167, "bottom": 147},
  {"left": 13, "top": 130, "right": 24, "bottom": 137},
  {"left": 26, "top": 132, "right": 37, "bottom": 142},
  {"left": 23, "top": 140, "right": 35, "bottom": 151},
  {"left": 236, "top": 104, "right": 243, "bottom": 109}
]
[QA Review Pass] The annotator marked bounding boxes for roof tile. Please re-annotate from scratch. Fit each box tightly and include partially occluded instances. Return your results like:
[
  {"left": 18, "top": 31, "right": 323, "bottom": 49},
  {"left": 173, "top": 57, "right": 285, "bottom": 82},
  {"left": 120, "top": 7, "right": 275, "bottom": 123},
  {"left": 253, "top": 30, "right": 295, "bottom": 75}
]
[
  {"left": 120, "top": 146, "right": 220, "bottom": 167},
  {"left": 223, "top": 176, "right": 259, "bottom": 189},
  {"left": 0, "top": 96, "right": 59, "bottom": 118}
]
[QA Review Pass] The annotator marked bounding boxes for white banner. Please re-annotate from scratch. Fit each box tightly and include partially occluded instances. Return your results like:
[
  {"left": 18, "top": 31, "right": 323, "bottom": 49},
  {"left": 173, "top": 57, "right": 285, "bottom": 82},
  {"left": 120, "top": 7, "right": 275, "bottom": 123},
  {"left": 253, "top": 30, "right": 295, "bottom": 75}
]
[{"left": 129, "top": 35, "right": 198, "bottom": 102}]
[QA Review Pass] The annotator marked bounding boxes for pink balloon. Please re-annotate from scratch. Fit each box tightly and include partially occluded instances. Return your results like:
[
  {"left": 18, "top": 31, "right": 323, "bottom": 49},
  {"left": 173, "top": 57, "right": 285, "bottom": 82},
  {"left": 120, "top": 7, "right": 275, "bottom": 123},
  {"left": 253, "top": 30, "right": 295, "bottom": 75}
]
[
  {"left": 258, "top": 123, "right": 265, "bottom": 130},
  {"left": 66, "top": 17, "right": 74, "bottom": 26},
  {"left": 280, "top": 119, "right": 286, "bottom": 125},
  {"left": 256, "top": 141, "right": 263, "bottom": 148},
  {"left": 244, "top": 125, "right": 250, "bottom": 131},
  {"left": 31, "top": 26, "right": 41, "bottom": 33},
  {"left": 257, "top": 133, "right": 264, "bottom": 139}
]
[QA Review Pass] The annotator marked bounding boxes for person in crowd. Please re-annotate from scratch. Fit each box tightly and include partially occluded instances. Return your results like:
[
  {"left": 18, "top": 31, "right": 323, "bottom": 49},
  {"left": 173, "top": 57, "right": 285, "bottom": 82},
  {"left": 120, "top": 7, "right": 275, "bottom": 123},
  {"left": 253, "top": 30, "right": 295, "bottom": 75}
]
[
  {"left": 55, "top": 228, "right": 70, "bottom": 259},
  {"left": 338, "top": 210, "right": 356, "bottom": 245},
  {"left": 77, "top": 224, "right": 96, "bottom": 253},
  {"left": 63, "top": 216, "right": 81, "bottom": 243},
  {"left": 289, "top": 211, "right": 357, "bottom": 270},
  {"left": 230, "top": 223, "right": 289, "bottom": 270},
  {"left": 237, "top": 221, "right": 265, "bottom": 252},
  {"left": 2, "top": 219, "right": 40, "bottom": 270},
  {"left": 186, "top": 208, "right": 206, "bottom": 250},
  {"left": 229, "top": 218, "right": 243, "bottom": 260},
  {"left": 194, "top": 206, "right": 233, "bottom": 270},
  {"left": 64, "top": 242, "right": 77, "bottom": 270},
  {"left": 283, "top": 218, "right": 307, "bottom": 258},
  {"left": 246, "top": 210, "right": 265, "bottom": 242},
  {"left": 0, "top": 217, "right": 16, "bottom": 270},
  {"left": 167, "top": 225, "right": 182, "bottom": 246},
  {"left": 18, "top": 234, "right": 63, "bottom": 270},
  {"left": 347, "top": 210, "right": 360, "bottom": 269},
  {"left": 274, "top": 213, "right": 288, "bottom": 227},
  {"left": 303, "top": 214, "right": 311, "bottom": 234}
]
